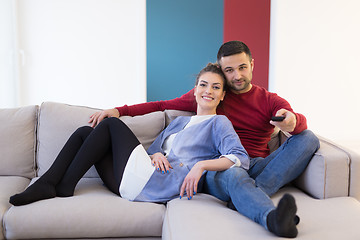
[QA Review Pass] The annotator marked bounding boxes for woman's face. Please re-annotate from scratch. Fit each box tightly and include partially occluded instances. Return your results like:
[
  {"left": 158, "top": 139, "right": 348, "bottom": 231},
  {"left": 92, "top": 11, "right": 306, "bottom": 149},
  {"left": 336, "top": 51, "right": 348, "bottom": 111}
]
[{"left": 194, "top": 72, "right": 226, "bottom": 115}]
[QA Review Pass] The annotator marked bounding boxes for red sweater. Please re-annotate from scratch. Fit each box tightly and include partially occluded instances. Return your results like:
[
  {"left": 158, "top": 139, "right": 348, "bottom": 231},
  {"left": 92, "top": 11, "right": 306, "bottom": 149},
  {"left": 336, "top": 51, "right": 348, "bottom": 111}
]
[{"left": 116, "top": 85, "right": 307, "bottom": 158}]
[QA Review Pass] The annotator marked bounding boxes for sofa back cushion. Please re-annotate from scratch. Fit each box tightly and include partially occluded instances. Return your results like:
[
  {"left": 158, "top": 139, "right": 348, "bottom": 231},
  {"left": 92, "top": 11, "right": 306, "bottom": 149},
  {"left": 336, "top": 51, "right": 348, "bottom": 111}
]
[
  {"left": 36, "top": 102, "right": 165, "bottom": 178},
  {"left": 0, "top": 105, "right": 38, "bottom": 178}
]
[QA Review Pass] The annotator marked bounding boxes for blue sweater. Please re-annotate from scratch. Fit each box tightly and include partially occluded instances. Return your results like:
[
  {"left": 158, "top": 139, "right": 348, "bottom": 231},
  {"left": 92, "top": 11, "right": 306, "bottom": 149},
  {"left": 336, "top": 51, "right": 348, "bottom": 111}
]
[{"left": 132, "top": 115, "right": 249, "bottom": 202}]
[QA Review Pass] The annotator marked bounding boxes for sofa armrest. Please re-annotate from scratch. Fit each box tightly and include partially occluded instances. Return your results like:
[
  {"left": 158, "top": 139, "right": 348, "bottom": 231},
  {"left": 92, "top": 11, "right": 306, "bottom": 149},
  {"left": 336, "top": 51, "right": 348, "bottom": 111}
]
[
  {"left": 294, "top": 135, "right": 360, "bottom": 201},
  {"left": 0, "top": 105, "right": 38, "bottom": 179},
  {"left": 316, "top": 136, "right": 360, "bottom": 200},
  {"left": 348, "top": 147, "right": 360, "bottom": 200}
]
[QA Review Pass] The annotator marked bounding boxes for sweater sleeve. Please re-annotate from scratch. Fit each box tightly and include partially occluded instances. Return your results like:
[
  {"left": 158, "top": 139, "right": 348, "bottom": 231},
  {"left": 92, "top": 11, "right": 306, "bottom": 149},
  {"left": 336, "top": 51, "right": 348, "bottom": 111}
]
[
  {"left": 291, "top": 113, "right": 307, "bottom": 135},
  {"left": 115, "top": 89, "right": 197, "bottom": 117},
  {"left": 216, "top": 116, "right": 250, "bottom": 170}
]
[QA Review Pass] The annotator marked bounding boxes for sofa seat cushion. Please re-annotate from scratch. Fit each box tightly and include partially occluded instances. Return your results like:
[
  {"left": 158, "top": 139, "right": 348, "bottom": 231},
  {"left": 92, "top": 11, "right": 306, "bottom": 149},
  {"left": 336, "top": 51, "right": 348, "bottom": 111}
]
[
  {"left": 4, "top": 178, "right": 165, "bottom": 239},
  {"left": 162, "top": 187, "right": 360, "bottom": 240},
  {"left": 0, "top": 176, "right": 31, "bottom": 240}
]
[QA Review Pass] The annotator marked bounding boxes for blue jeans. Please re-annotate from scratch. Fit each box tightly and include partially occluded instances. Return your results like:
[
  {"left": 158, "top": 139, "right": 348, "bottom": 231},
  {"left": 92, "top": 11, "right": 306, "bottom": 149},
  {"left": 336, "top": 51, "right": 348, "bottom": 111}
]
[{"left": 203, "top": 130, "right": 320, "bottom": 228}]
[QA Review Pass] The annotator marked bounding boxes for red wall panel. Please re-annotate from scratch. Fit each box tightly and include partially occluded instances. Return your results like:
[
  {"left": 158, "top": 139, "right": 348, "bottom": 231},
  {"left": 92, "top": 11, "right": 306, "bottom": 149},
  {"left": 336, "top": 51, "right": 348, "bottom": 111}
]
[{"left": 224, "top": 0, "right": 271, "bottom": 89}]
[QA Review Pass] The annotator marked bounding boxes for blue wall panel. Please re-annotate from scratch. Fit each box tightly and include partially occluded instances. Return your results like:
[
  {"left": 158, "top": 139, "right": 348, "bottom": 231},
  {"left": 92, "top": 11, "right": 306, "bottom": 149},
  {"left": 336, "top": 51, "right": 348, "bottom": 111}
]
[{"left": 147, "top": 0, "right": 224, "bottom": 101}]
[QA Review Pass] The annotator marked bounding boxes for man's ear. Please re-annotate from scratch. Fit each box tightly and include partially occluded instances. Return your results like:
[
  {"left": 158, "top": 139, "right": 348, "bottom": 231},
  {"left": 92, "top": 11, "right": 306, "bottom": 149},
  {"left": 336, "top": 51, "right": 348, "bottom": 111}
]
[{"left": 251, "top": 58, "right": 255, "bottom": 71}]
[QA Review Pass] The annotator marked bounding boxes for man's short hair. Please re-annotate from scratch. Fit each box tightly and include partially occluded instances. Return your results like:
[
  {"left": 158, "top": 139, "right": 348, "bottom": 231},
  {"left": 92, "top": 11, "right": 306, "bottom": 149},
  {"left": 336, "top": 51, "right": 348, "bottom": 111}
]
[{"left": 217, "top": 41, "right": 252, "bottom": 64}]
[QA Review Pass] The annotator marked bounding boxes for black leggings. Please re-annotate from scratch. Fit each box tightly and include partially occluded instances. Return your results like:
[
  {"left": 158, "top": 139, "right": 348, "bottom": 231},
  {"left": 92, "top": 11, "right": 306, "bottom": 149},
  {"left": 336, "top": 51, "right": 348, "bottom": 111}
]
[{"left": 43, "top": 117, "right": 140, "bottom": 196}]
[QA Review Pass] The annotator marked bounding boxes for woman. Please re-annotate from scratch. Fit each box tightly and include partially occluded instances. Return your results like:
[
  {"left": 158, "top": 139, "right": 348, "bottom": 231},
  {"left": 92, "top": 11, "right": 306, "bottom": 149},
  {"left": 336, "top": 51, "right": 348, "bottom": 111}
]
[{"left": 10, "top": 63, "right": 249, "bottom": 206}]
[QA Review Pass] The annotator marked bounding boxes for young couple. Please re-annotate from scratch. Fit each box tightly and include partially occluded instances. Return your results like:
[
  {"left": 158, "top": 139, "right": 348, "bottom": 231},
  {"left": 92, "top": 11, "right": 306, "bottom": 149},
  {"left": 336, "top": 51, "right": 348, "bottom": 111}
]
[{"left": 10, "top": 41, "right": 320, "bottom": 238}]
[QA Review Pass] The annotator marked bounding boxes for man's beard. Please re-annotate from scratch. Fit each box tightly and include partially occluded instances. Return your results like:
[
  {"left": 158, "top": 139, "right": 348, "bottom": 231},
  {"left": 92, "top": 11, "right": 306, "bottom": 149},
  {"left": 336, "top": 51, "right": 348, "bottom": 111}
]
[{"left": 229, "top": 78, "right": 251, "bottom": 92}]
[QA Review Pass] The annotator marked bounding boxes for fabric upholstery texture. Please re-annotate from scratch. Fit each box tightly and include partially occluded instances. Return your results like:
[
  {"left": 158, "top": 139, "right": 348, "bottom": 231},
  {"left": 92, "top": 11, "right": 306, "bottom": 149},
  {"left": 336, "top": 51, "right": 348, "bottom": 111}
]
[
  {"left": 4, "top": 178, "right": 165, "bottom": 239},
  {"left": 294, "top": 140, "right": 350, "bottom": 199},
  {"left": 0, "top": 177, "right": 31, "bottom": 240},
  {"left": 0, "top": 105, "right": 37, "bottom": 178}
]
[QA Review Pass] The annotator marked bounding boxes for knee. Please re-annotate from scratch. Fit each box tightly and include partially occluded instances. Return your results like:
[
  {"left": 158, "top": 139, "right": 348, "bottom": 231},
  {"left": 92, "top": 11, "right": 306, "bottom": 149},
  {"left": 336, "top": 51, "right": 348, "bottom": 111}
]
[
  {"left": 100, "top": 117, "right": 124, "bottom": 126},
  {"left": 96, "top": 117, "right": 122, "bottom": 130},
  {"left": 300, "top": 130, "right": 320, "bottom": 151},
  {"left": 101, "top": 117, "right": 119, "bottom": 124},
  {"left": 224, "top": 167, "right": 249, "bottom": 179},
  {"left": 75, "top": 126, "right": 93, "bottom": 136},
  {"left": 206, "top": 167, "right": 249, "bottom": 184},
  {"left": 224, "top": 168, "right": 254, "bottom": 187}
]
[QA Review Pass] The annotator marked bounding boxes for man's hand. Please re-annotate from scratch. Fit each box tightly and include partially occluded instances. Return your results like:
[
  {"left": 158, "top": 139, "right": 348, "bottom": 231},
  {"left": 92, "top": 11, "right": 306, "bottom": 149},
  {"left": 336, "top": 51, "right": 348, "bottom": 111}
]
[
  {"left": 180, "top": 162, "right": 204, "bottom": 200},
  {"left": 151, "top": 152, "right": 173, "bottom": 174},
  {"left": 270, "top": 109, "right": 297, "bottom": 133},
  {"left": 89, "top": 109, "right": 120, "bottom": 127}
]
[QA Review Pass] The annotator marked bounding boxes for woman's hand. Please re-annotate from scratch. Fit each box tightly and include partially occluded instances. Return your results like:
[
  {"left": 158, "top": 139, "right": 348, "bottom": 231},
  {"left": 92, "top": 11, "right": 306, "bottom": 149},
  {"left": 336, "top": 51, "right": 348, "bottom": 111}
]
[
  {"left": 89, "top": 109, "right": 120, "bottom": 127},
  {"left": 180, "top": 162, "right": 204, "bottom": 200},
  {"left": 179, "top": 157, "right": 234, "bottom": 200},
  {"left": 151, "top": 152, "right": 173, "bottom": 174}
]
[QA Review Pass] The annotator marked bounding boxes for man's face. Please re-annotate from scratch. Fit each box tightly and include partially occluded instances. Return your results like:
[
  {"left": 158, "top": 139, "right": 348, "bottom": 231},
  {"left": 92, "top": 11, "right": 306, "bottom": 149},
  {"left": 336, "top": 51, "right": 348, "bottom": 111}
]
[{"left": 219, "top": 52, "right": 254, "bottom": 94}]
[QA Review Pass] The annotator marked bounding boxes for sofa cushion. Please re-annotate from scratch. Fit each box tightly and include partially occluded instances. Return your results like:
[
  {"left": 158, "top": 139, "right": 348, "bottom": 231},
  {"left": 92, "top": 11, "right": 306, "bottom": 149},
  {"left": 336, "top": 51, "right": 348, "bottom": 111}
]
[
  {"left": 0, "top": 105, "right": 37, "bottom": 178},
  {"left": 164, "top": 110, "right": 195, "bottom": 126},
  {"left": 119, "top": 112, "right": 165, "bottom": 149},
  {"left": 162, "top": 187, "right": 360, "bottom": 240},
  {"left": 4, "top": 178, "right": 165, "bottom": 239},
  {"left": 0, "top": 176, "right": 31, "bottom": 240},
  {"left": 37, "top": 102, "right": 165, "bottom": 177}
]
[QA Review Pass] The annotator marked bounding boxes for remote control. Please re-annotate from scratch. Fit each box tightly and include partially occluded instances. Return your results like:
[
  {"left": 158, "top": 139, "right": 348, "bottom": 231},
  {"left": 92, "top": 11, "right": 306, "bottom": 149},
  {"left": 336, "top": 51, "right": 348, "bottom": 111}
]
[{"left": 271, "top": 116, "right": 285, "bottom": 122}]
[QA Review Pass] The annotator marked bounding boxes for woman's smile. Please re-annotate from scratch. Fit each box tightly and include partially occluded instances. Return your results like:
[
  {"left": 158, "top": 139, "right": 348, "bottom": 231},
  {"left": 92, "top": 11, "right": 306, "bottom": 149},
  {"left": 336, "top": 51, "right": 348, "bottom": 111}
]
[{"left": 202, "top": 95, "right": 214, "bottom": 101}]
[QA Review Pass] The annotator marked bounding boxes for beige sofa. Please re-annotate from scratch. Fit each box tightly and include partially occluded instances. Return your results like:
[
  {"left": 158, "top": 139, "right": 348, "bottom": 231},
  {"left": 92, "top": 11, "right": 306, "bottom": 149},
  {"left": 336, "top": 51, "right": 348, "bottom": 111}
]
[{"left": 1, "top": 101, "right": 360, "bottom": 240}]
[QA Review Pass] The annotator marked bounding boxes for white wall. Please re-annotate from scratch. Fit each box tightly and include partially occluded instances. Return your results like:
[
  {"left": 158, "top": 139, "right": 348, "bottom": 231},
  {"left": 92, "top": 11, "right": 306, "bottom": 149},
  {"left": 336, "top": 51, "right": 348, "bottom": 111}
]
[
  {"left": 0, "top": 0, "right": 17, "bottom": 108},
  {"left": 14, "top": 0, "right": 146, "bottom": 109},
  {"left": 269, "top": 0, "right": 360, "bottom": 144}
]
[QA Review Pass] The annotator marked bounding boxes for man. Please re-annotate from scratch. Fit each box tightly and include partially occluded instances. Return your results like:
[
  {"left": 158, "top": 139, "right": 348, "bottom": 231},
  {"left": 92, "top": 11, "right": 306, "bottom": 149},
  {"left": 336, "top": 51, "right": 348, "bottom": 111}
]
[{"left": 90, "top": 41, "right": 320, "bottom": 238}]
